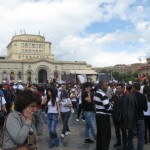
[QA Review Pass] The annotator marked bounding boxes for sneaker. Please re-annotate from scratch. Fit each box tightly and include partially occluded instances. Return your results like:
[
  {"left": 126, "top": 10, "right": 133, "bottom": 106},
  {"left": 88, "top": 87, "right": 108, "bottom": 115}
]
[
  {"left": 113, "top": 143, "right": 121, "bottom": 147},
  {"left": 85, "top": 138, "right": 94, "bottom": 143},
  {"left": 76, "top": 119, "right": 79, "bottom": 122},
  {"left": 65, "top": 131, "right": 71, "bottom": 136},
  {"left": 60, "top": 134, "right": 65, "bottom": 139},
  {"left": 55, "top": 138, "right": 59, "bottom": 147},
  {"left": 49, "top": 140, "right": 55, "bottom": 148},
  {"left": 82, "top": 119, "right": 85, "bottom": 122}
]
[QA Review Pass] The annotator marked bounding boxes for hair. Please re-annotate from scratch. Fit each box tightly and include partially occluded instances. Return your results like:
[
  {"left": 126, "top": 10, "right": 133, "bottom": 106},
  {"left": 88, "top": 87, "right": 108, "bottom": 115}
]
[
  {"left": 15, "top": 90, "right": 38, "bottom": 112},
  {"left": 46, "top": 88, "right": 57, "bottom": 106},
  {"left": 82, "top": 82, "right": 92, "bottom": 91},
  {"left": 60, "top": 90, "right": 68, "bottom": 100},
  {"left": 116, "top": 83, "right": 124, "bottom": 88},
  {"left": 99, "top": 80, "right": 107, "bottom": 89},
  {"left": 133, "top": 82, "right": 141, "bottom": 91},
  {"left": 143, "top": 85, "right": 150, "bottom": 102}
]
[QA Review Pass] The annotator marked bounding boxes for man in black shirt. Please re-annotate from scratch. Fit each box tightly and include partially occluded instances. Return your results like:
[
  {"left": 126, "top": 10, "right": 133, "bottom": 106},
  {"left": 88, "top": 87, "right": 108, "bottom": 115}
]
[
  {"left": 82, "top": 82, "right": 96, "bottom": 143},
  {"left": 111, "top": 83, "right": 127, "bottom": 150},
  {"left": 124, "top": 82, "right": 147, "bottom": 150}
]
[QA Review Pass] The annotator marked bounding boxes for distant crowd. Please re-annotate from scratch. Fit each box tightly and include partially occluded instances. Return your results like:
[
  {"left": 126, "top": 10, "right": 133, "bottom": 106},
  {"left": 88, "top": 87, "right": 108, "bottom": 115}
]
[{"left": 0, "top": 78, "right": 150, "bottom": 150}]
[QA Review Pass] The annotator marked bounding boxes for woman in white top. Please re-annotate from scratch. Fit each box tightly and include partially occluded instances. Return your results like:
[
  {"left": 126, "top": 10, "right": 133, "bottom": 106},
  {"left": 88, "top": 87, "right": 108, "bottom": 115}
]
[
  {"left": 46, "top": 88, "right": 61, "bottom": 148},
  {"left": 60, "top": 90, "right": 72, "bottom": 139}
]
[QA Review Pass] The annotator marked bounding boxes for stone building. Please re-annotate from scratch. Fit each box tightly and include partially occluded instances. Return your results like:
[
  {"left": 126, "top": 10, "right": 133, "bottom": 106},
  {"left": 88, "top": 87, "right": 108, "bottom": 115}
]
[
  {"left": 93, "top": 63, "right": 144, "bottom": 75},
  {"left": 138, "top": 58, "right": 150, "bottom": 78},
  {"left": 0, "top": 34, "right": 97, "bottom": 83}
]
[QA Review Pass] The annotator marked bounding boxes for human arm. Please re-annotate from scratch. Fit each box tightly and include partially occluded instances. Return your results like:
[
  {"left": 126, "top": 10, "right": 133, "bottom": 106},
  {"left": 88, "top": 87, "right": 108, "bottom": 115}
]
[
  {"left": 6, "top": 113, "right": 31, "bottom": 144},
  {"left": 56, "top": 101, "right": 61, "bottom": 120},
  {"left": 84, "top": 92, "right": 92, "bottom": 103}
]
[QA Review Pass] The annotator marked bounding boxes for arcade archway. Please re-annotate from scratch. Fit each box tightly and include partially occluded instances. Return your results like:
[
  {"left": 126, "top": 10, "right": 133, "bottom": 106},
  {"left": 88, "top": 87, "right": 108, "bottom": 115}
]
[{"left": 38, "top": 69, "right": 47, "bottom": 83}]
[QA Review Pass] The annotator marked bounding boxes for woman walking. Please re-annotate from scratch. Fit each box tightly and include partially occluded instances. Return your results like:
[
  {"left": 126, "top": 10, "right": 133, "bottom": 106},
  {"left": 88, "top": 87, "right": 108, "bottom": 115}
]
[
  {"left": 60, "top": 90, "right": 72, "bottom": 138},
  {"left": 46, "top": 88, "right": 61, "bottom": 148}
]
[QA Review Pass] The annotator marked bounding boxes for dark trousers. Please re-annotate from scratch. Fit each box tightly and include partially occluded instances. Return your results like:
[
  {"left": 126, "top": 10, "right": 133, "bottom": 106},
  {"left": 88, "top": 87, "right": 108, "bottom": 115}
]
[
  {"left": 61, "top": 111, "right": 71, "bottom": 134},
  {"left": 144, "top": 116, "right": 150, "bottom": 142},
  {"left": 112, "top": 117, "right": 127, "bottom": 148},
  {"left": 96, "top": 114, "right": 111, "bottom": 150},
  {"left": 77, "top": 104, "right": 85, "bottom": 120}
]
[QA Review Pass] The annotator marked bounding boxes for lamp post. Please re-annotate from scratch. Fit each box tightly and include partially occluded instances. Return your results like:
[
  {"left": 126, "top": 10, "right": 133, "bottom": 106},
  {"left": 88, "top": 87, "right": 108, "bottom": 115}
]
[{"left": 75, "top": 71, "right": 76, "bottom": 83}]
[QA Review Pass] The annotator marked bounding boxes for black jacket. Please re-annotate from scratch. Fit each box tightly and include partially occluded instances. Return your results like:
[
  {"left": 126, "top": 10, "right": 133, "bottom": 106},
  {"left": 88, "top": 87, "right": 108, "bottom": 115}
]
[
  {"left": 111, "top": 93, "right": 126, "bottom": 122},
  {"left": 123, "top": 92, "right": 147, "bottom": 130}
]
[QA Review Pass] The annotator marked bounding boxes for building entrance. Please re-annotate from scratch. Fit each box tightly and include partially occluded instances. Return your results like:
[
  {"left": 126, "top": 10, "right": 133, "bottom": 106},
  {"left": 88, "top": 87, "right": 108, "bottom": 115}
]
[{"left": 38, "top": 69, "right": 47, "bottom": 83}]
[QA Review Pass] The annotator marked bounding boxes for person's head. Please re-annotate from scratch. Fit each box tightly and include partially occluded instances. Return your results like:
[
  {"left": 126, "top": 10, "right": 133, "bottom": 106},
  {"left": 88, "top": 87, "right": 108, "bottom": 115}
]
[
  {"left": 60, "top": 90, "right": 68, "bottom": 100},
  {"left": 116, "top": 83, "right": 124, "bottom": 95},
  {"left": 46, "top": 88, "right": 57, "bottom": 106},
  {"left": 33, "top": 86, "right": 38, "bottom": 92},
  {"left": 82, "top": 82, "right": 91, "bottom": 93},
  {"left": 71, "top": 89, "right": 76, "bottom": 93},
  {"left": 99, "top": 81, "right": 108, "bottom": 92},
  {"left": 15, "top": 90, "right": 38, "bottom": 113},
  {"left": 61, "top": 84, "right": 66, "bottom": 91},
  {"left": 132, "top": 82, "right": 140, "bottom": 92}
]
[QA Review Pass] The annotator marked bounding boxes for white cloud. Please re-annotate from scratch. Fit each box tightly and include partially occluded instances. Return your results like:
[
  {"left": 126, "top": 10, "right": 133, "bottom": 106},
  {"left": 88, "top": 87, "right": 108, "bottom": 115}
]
[{"left": 0, "top": 0, "right": 150, "bottom": 67}]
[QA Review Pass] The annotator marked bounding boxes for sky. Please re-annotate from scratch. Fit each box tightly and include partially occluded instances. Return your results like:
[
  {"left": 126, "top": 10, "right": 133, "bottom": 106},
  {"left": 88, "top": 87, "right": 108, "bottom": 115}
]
[{"left": 0, "top": 0, "right": 150, "bottom": 67}]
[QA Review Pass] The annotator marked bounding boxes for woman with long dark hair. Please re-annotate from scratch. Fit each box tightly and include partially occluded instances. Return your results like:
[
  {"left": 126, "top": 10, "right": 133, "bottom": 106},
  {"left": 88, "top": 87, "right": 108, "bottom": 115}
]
[
  {"left": 46, "top": 88, "right": 61, "bottom": 148},
  {"left": 60, "top": 89, "right": 72, "bottom": 139}
]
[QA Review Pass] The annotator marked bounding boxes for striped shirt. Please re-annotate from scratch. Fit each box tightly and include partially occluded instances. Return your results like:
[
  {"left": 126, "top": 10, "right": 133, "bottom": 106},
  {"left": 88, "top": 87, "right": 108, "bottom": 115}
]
[{"left": 93, "top": 89, "right": 113, "bottom": 115}]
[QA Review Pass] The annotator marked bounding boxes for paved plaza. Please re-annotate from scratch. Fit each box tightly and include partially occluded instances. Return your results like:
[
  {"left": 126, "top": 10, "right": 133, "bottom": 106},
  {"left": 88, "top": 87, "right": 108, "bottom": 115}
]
[{"left": 38, "top": 112, "right": 150, "bottom": 150}]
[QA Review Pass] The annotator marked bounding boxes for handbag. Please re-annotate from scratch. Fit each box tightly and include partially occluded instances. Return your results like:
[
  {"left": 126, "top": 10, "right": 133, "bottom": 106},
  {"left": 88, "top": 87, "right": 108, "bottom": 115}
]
[{"left": 4, "top": 131, "right": 37, "bottom": 150}]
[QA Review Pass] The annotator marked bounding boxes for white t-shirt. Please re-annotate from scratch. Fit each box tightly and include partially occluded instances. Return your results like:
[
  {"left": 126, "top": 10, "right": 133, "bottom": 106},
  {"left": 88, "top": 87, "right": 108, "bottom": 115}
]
[
  {"left": 60, "top": 98, "right": 71, "bottom": 113},
  {"left": 77, "top": 92, "right": 82, "bottom": 104},
  {"left": 70, "top": 93, "right": 77, "bottom": 102},
  {"left": 0, "top": 96, "right": 6, "bottom": 110},
  {"left": 47, "top": 97, "right": 59, "bottom": 114},
  {"left": 144, "top": 102, "right": 150, "bottom": 116}
]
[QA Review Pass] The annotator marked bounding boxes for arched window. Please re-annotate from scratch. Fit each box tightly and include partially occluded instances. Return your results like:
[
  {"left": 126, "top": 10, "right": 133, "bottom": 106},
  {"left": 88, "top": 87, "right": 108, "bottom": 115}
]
[
  {"left": 18, "top": 72, "right": 22, "bottom": 80},
  {"left": 10, "top": 72, "right": 15, "bottom": 80},
  {"left": 2, "top": 72, "right": 7, "bottom": 80},
  {"left": 27, "top": 72, "right": 31, "bottom": 82}
]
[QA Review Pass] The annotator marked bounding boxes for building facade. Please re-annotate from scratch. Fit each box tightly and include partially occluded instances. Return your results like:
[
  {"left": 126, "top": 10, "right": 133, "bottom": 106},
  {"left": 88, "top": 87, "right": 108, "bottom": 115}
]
[
  {"left": 138, "top": 58, "right": 150, "bottom": 78},
  {"left": 0, "top": 34, "right": 97, "bottom": 83}
]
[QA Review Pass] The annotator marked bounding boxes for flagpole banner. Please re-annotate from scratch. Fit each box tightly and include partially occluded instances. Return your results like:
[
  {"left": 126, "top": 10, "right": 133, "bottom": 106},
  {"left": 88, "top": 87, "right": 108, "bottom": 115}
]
[{"left": 77, "top": 74, "right": 87, "bottom": 84}]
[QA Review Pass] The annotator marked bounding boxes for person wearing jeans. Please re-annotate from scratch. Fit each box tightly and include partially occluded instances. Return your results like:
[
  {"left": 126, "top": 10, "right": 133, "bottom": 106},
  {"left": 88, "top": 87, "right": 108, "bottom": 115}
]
[
  {"left": 46, "top": 88, "right": 61, "bottom": 148},
  {"left": 128, "top": 120, "right": 145, "bottom": 150},
  {"left": 60, "top": 90, "right": 72, "bottom": 138},
  {"left": 124, "top": 82, "right": 147, "bottom": 150},
  {"left": 82, "top": 82, "right": 96, "bottom": 143},
  {"left": 84, "top": 111, "right": 96, "bottom": 141}
]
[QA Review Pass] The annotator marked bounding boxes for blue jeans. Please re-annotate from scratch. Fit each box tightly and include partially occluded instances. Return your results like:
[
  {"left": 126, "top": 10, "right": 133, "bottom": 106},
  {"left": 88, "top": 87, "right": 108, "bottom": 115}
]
[
  {"left": 128, "top": 120, "right": 145, "bottom": 150},
  {"left": 61, "top": 111, "right": 71, "bottom": 134},
  {"left": 47, "top": 113, "right": 58, "bottom": 141},
  {"left": 84, "top": 111, "right": 96, "bottom": 140}
]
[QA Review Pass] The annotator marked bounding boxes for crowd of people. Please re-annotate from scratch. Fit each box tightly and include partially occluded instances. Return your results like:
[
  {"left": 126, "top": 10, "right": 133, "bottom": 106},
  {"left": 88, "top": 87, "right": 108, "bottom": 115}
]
[{"left": 0, "top": 78, "right": 150, "bottom": 150}]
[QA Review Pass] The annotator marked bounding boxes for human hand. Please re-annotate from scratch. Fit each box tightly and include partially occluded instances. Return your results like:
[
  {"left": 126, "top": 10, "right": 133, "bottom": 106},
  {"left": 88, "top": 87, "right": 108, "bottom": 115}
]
[{"left": 22, "top": 107, "right": 34, "bottom": 123}]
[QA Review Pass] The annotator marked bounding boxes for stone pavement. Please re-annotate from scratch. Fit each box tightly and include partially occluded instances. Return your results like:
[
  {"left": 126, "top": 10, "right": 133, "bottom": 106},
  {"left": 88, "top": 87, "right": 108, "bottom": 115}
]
[{"left": 38, "top": 112, "right": 150, "bottom": 150}]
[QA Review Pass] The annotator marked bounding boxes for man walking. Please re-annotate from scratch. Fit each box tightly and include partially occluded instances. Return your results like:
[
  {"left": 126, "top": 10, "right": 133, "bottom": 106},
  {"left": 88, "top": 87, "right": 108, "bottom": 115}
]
[
  {"left": 124, "top": 82, "right": 148, "bottom": 150},
  {"left": 111, "top": 83, "right": 127, "bottom": 150},
  {"left": 82, "top": 82, "right": 96, "bottom": 143},
  {"left": 93, "top": 81, "right": 113, "bottom": 150}
]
